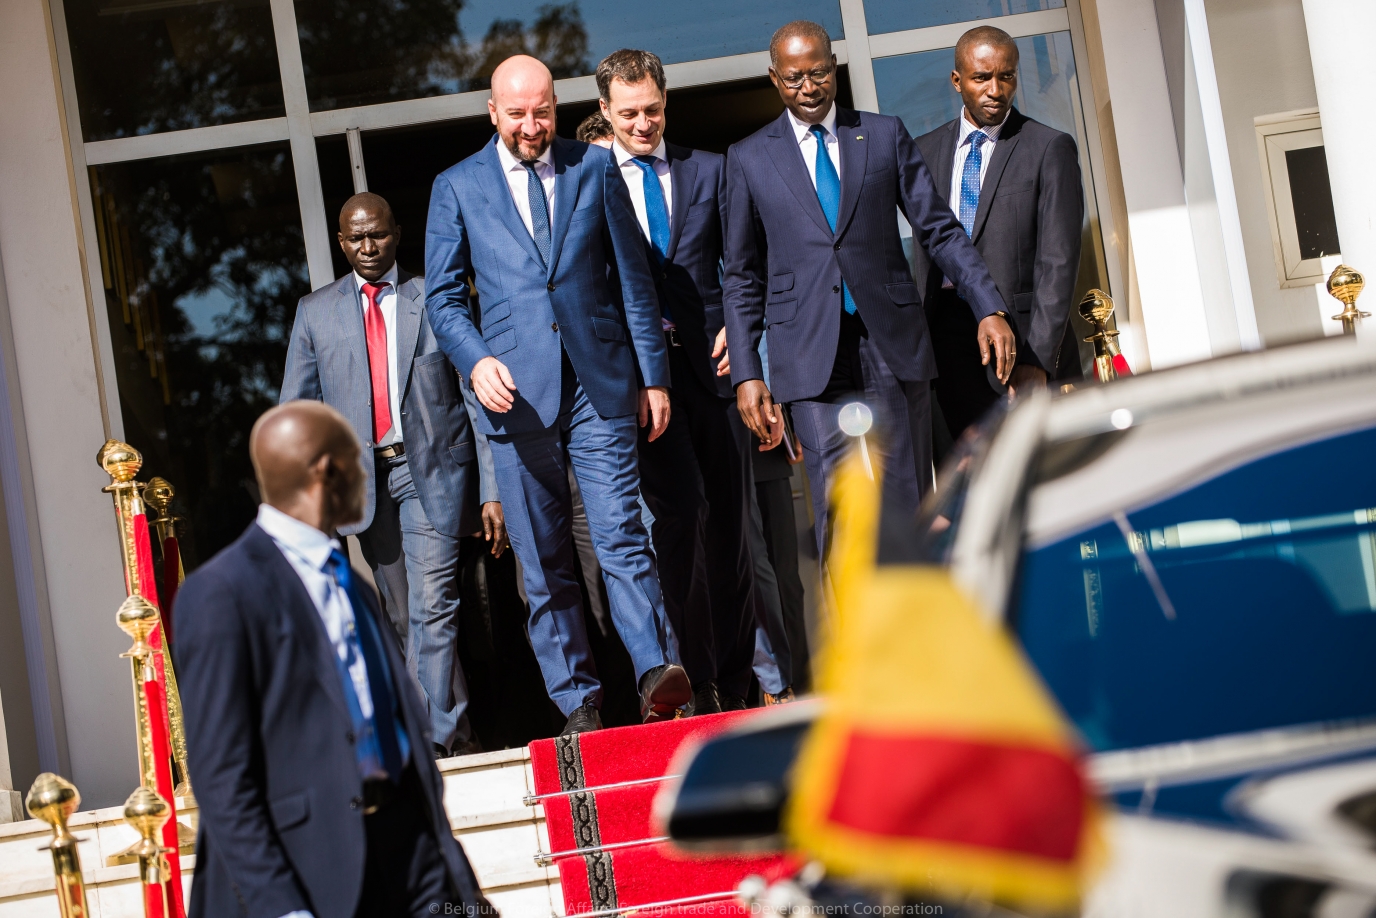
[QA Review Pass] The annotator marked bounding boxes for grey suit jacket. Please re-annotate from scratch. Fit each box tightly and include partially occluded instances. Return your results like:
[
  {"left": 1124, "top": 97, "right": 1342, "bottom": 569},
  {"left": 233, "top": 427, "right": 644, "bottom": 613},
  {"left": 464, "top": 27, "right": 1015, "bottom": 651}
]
[
  {"left": 280, "top": 270, "right": 497, "bottom": 538},
  {"left": 912, "top": 108, "right": 1083, "bottom": 374}
]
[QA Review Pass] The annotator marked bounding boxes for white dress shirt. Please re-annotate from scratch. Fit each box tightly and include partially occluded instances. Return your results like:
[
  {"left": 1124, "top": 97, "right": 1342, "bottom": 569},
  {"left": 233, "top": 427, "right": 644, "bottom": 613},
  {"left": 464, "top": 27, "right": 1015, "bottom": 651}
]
[
  {"left": 786, "top": 104, "right": 840, "bottom": 189},
  {"left": 256, "top": 504, "right": 375, "bottom": 720},
  {"left": 353, "top": 264, "right": 402, "bottom": 445},
  {"left": 612, "top": 139, "right": 674, "bottom": 238},
  {"left": 495, "top": 139, "right": 556, "bottom": 238},
  {"left": 942, "top": 109, "right": 1009, "bottom": 287}
]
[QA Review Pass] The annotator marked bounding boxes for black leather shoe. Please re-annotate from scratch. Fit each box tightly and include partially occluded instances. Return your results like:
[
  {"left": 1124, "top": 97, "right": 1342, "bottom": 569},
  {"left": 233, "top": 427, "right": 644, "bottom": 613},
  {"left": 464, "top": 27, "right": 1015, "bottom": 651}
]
[
  {"left": 720, "top": 690, "right": 748, "bottom": 712},
  {"left": 638, "top": 663, "right": 691, "bottom": 723},
  {"left": 452, "top": 738, "right": 485, "bottom": 756},
  {"left": 432, "top": 743, "right": 450, "bottom": 760},
  {"left": 689, "top": 681, "right": 722, "bottom": 716},
  {"left": 562, "top": 701, "right": 602, "bottom": 735}
]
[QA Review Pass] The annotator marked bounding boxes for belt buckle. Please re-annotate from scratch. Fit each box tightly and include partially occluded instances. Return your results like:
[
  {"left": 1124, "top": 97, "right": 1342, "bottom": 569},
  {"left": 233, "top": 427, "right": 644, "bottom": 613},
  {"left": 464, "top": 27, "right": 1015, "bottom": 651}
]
[{"left": 665, "top": 328, "right": 681, "bottom": 348}]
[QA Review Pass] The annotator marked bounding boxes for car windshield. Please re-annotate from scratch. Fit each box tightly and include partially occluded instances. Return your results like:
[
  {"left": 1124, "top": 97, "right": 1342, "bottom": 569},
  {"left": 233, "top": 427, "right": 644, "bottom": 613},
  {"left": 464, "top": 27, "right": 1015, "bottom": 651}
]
[{"left": 1015, "top": 424, "right": 1376, "bottom": 752}]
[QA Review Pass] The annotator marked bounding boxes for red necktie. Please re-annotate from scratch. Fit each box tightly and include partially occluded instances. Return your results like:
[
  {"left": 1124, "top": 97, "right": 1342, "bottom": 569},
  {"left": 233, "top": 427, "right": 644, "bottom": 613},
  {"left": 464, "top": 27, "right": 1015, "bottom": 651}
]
[{"left": 362, "top": 281, "right": 392, "bottom": 442}]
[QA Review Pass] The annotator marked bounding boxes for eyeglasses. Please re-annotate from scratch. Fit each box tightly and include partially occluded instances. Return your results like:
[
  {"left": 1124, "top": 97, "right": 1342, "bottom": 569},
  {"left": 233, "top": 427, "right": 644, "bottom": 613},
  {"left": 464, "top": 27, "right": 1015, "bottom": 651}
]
[{"left": 777, "top": 67, "right": 834, "bottom": 90}]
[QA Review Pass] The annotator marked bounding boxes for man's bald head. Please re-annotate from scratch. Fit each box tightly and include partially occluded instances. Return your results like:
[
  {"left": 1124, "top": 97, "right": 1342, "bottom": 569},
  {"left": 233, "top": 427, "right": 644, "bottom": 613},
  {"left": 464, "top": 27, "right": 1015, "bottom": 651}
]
[
  {"left": 251, "top": 401, "right": 365, "bottom": 531},
  {"left": 488, "top": 55, "right": 557, "bottom": 161},
  {"left": 339, "top": 192, "right": 395, "bottom": 232}
]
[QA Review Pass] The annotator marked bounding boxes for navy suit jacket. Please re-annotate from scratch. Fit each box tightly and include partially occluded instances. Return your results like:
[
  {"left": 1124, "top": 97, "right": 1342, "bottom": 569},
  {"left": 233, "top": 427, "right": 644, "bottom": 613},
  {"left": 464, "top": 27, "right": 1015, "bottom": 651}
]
[
  {"left": 173, "top": 524, "right": 484, "bottom": 918},
  {"left": 912, "top": 108, "right": 1084, "bottom": 374},
  {"left": 425, "top": 135, "right": 669, "bottom": 435},
  {"left": 723, "top": 108, "right": 1006, "bottom": 402},
  {"left": 280, "top": 270, "right": 493, "bottom": 539}
]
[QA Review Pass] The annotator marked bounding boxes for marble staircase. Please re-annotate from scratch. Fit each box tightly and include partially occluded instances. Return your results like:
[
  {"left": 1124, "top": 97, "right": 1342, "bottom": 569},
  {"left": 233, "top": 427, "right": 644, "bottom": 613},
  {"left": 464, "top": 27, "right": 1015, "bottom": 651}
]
[{"left": 0, "top": 748, "right": 560, "bottom": 917}]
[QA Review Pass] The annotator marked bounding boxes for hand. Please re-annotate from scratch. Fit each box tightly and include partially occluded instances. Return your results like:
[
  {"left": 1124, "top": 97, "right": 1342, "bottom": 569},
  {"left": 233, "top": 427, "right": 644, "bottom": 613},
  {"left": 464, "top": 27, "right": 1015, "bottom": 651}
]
[
  {"left": 977, "top": 314, "right": 1016, "bottom": 385},
  {"left": 712, "top": 327, "right": 731, "bottom": 377},
  {"left": 481, "top": 501, "right": 508, "bottom": 558},
  {"left": 1007, "top": 364, "right": 1047, "bottom": 398},
  {"left": 759, "top": 407, "right": 784, "bottom": 451},
  {"left": 736, "top": 379, "right": 779, "bottom": 445},
  {"left": 638, "top": 386, "right": 671, "bottom": 442},
  {"left": 471, "top": 356, "right": 517, "bottom": 413}
]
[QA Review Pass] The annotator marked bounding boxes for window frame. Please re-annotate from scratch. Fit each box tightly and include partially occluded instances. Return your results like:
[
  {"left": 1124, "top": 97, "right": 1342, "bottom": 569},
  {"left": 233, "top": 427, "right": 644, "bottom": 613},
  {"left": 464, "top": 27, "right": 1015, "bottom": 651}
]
[{"left": 1255, "top": 108, "right": 1334, "bottom": 290}]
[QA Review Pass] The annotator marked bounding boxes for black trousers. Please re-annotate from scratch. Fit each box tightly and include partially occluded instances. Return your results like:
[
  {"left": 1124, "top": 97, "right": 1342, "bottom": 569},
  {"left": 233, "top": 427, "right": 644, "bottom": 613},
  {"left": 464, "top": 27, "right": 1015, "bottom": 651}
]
[
  {"left": 925, "top": 287, "right": 1003, "bottom": 442},
  {"left": 356, "top": 766, "right": 456, "bottom": 917},
  {"left": 639, "top": 343, "right": 757, "bottom": 697},
  {"left": 753, "top": 464, "right": 809, "bottom": 694}
]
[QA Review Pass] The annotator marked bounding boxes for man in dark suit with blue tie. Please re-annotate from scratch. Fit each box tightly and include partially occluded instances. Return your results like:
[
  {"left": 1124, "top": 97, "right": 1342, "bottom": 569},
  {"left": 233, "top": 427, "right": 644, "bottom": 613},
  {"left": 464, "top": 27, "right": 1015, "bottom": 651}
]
[
  {"left": 596, "top": 48, "right": 767, "bottom": 713},
  {"left": 173, "top": 401, "right": 489, "bottom": 918},
  {"left": 723, "top": 20, "right": 1014, "bottom": 558},
  {"left": 426, "top": 55, "right": 690, "bottom": 733}
]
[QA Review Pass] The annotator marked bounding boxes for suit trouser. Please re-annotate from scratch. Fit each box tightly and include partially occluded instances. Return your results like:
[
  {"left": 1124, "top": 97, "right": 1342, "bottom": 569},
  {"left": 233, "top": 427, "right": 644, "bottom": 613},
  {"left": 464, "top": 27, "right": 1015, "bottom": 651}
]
[
  {"left": 355, "top": 765, "right": 456, "bottom": 917},
  {"left": 487, "top": 360, "right": 678, "bottom": 716},
  {"left": 755, "top": 475, "right": 810, "bottom": 693},
  {"left": 926, "top": 287, "right": 1004, "bottom": 441},
  {"left": 747, "top": 474, "right": 792, "bottom": 695},
  {"left": 640, "top": 345, "right": 759, "bottom": 697},
  {"left": 788, "top": 333, "right": 933, "bottom": 566},
  {"left": 357, "top": 455, "right": 473, "bottom": 752}
]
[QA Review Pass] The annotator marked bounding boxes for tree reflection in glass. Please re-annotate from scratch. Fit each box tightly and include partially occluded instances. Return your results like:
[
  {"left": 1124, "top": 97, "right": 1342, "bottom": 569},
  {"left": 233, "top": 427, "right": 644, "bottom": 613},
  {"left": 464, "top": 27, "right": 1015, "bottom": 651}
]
[
  {"left": 64, "top": 0, "right": 286, "bottom": 140},
  {"left": 89, "top": 144, "right": 309, "bottom": 568}
]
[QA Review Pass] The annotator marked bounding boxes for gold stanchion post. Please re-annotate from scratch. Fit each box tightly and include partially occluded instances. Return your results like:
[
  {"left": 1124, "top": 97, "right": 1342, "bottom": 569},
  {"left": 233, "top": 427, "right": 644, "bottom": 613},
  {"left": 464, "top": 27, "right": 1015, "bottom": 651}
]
[
  {"left": 123, "top": 786, "right": 174, "bottom": 916},
  {"left": 1326, "top": 264, "right": 1368, "bottom": 335},
  {"left": 118, "top": 594, "right": 163, "bottom": 793},
  {"left": 26, "top": 773, "right": 91, "bottom": 918},
  {"left": 1079, "top": 288, "right": 1123, "bottom": 383}
]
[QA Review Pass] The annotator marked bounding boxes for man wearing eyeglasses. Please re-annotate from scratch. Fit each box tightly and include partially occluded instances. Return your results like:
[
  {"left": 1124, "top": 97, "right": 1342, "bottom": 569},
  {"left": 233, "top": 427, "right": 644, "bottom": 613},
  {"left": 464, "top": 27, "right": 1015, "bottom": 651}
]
[{"left": 723, "top": 20, "right": 1012, "bottom": 561}]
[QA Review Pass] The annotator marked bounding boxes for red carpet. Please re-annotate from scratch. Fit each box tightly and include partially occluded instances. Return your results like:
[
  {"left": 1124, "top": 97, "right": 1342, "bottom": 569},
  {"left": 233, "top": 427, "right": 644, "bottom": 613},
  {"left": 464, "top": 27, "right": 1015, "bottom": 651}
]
[{"left": 529, "top": 712, "right": 795, "bottom": 916}]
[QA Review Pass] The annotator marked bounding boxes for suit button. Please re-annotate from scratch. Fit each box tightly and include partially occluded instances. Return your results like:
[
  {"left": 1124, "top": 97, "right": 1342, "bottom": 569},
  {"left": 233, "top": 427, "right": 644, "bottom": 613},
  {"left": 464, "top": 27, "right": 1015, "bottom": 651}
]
[
  {"left": 547, "top": 282, "right": 556, "bottom": 292},
  {"left": 834, "top": 242, "right": 841, "bottom": 250},
  {"left": 661, "top": 271, "right": 668, "bottom": 280},
  {"left": 551, "top": 322, "right": 559, "bottom": 332},
  {"left": 350, "top": 796, "right": 363, "bottom": 810},
  {"left": 833, "top": 285, "right": 841, "bottom": 293},
  {"left": 345, "top": 730, "right": 356, "bottom": 744}
]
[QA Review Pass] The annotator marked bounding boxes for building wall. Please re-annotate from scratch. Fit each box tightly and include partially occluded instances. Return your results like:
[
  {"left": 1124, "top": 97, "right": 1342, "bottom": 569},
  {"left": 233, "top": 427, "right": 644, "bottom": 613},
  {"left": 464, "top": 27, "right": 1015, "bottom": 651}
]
[{"left": 1204, "top": 0, "right": 1325, "bottom": 344}]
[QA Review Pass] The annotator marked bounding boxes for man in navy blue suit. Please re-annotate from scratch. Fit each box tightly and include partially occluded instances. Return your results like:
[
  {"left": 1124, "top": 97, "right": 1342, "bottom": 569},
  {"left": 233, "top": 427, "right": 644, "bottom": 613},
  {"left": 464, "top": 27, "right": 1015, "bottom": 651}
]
[
  {"left": 174, "top": 401, "right": 488, "bottom": 918},
  {"left": 426, "top": 55, "right": 690, "bottom": 733},
  {"left": 597, "top": 48, "right": 773, "bottom": 713},
  {"left": 723, "top": 20, "right": 1014, "bottom": 560}
]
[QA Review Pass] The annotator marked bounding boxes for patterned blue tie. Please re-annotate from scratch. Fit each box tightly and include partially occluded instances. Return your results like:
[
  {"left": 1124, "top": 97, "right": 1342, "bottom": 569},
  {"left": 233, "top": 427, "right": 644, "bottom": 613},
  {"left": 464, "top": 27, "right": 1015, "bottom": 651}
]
[
  {"left": 630, "top": 156, "right": 673, "bottom": 321},
  {"left": 523, "top": 160, "right": 552, "bottom": 267},
  {"left": 326, "top": 549, "right": 409, "bottom": 783},
  {"left": 959, "top": 130, "right": 989, "bottom": 236},
  {"left": 809, "top": 124, "right": 856, "bottom": 315}
]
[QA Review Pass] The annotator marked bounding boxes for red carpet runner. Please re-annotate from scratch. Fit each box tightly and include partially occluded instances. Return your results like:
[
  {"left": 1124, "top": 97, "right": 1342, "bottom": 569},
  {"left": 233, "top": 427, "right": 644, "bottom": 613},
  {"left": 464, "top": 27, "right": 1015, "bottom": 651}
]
[{"left": 529, "top": 711, "right": 794, "bottom": 916}]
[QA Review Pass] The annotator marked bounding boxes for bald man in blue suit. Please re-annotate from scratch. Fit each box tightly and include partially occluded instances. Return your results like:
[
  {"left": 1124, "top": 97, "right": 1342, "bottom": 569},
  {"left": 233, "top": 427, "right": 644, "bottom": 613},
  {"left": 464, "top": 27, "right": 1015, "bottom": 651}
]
[{"left": 425, "top": 55, "right": 690, "bottom": 734}]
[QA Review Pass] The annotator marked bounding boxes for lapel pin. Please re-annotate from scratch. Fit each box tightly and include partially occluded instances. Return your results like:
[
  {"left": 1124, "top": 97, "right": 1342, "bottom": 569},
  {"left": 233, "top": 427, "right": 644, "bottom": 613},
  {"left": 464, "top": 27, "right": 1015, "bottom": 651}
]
[{"left": 856, "top": 135, "right": 864, "bottom": 140}]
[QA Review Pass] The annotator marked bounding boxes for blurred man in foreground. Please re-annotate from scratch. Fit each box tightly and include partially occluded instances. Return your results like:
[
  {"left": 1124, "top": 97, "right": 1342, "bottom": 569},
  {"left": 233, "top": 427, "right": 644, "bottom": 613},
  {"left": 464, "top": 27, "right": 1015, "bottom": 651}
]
[{"left": 174, "top": 401, "right": 489, "bottom": 918}]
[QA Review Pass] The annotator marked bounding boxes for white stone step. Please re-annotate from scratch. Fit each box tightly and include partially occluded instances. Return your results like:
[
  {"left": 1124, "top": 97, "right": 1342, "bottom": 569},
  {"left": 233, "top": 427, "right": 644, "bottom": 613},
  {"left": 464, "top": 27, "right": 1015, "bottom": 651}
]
[{"left": 0, "top": 747, "right": 560, "bottom": 917}]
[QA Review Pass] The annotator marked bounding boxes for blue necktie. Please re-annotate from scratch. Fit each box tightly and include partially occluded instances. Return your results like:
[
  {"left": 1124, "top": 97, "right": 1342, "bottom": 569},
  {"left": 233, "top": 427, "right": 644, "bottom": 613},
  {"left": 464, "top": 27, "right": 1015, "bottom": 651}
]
[
  {"left": 326, "top": 549, "right": 408, "bottom": 783},
  {"left": 809, "top": 125, "right": 856, "bottom": 315},
  {"left": 630, "top": 156, "right": 673, "bottom": 322},
  {"left": 959, "top": 130, "right": 989, "bottom": 236},
  {"left": 523, "top": 160, "right": 551, "bottom": 267}
]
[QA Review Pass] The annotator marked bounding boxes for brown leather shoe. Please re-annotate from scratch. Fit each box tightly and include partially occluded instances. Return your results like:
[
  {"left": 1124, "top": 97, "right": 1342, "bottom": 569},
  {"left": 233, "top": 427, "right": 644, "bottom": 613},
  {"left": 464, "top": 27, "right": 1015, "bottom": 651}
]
[
  {"left": 763, "top": 687, "right": 796, "bottom": 706},
  {"left": 638, "top": 664, "right": 691, "bottom": 722}
]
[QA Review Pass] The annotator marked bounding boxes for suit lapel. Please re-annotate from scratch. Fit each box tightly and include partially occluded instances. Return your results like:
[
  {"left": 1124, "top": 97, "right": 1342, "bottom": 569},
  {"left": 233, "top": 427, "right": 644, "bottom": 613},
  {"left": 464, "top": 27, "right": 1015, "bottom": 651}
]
[
  {"left": 335, "top": 276, "right": 370, "bottom": 397},
  {"left": 932, "top": 119, "right": 959, "bottom": 205},
  {"left": 546, "top": 136, "right": 581, "bottom": 279},
  {"left": 476, "top": 138, "right": 545, "bottom": 268},
  {"left": 665, "top": 146, "right": 696, "bottom": 263},
  {"left": 244, "top": 526, "right": 352, "bottom": 721},
  {"left": 394, "top": 271, "right": 423, "bottom": 400},
  {"left": 835, "top": 108, "right": 869, "bottom": 237},
  {"left": 765, "top": 112, "right": 834, "bottom": 238},
  {"left": 971, "top": 109, "right": 1025, "bottom": 242}
]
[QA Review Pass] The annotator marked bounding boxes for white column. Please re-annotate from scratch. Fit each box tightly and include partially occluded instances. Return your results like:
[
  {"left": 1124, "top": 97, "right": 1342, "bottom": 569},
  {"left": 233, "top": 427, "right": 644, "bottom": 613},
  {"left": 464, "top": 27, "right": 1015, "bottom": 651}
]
[
  {"left": 1302, "top": 0, "right": 1376, "bottom": 289},
  {"left": 1095, "top": 0, "right": 1214, "bottom": 369}
]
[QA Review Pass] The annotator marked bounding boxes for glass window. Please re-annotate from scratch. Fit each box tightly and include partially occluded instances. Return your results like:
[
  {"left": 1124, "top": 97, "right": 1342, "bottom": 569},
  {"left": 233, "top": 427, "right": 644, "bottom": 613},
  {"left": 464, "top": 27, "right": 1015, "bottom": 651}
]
[
  {"left": 88, "top": 144, "right": 309, "bottom": 567},
  {"left": 63, "top": 0, "right": 285, "bottom": 141},
  {"left": 1016, "top": 426, "right": 1376, "bottom": 753},
  {"left": 1285, "top": 146, "right": 1341, "bottom": 261},
  {"left": 292, "top": 0, "right": 845, "bottom": 111},
  {"left": 863, "top": 0, "right": 1064, "bottom": 36}
]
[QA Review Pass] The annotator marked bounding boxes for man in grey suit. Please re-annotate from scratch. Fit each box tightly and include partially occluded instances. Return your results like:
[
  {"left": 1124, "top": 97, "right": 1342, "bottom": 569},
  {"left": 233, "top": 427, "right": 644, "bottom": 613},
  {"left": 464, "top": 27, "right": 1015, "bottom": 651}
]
[
  {"left": 913, "top": 26, "right": 1084, "bottom": 439},
  {"left": 281, "top": 192, "right": 502, "bottom": 757}
]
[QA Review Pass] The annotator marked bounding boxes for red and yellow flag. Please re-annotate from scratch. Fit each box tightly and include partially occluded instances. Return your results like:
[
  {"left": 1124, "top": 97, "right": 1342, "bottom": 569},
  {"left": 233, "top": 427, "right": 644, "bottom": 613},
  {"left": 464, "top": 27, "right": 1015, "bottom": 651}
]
[{"left": 787, "top": 450, "right": 1103, "bottom": 910}]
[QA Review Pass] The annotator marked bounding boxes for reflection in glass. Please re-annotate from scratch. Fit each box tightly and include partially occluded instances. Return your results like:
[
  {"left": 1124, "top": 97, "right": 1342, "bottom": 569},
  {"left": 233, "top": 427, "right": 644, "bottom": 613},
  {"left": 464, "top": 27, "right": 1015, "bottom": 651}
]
[
  {"left": 89, "top": 145, "right": 309, "bottom": 567},
  {"left": 293, "top": 0, "right": 844, "bottom": 111},
  {"left": 863, "top": 0, "right": 1063, "bottom": 36},
  {"left": 63, "top": 0, "right": 285, "bottom": 141},
  {"left": 1017, "top": 425, "right": 1376, "bottom": 753}
]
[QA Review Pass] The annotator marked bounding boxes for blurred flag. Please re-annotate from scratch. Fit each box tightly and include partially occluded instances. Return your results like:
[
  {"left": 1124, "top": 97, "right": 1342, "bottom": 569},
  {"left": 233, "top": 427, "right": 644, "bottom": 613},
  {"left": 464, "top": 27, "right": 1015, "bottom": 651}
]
[{"left": 787, "top": 449, "right": 1103, "bottom": 910}]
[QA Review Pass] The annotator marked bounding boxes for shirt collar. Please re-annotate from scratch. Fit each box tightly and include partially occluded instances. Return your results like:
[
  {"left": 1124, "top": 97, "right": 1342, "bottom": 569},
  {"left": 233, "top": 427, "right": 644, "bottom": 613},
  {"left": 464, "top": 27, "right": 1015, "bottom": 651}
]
[
  {"left": 786, "top": 104, "right": 838, "bottom": 145},
  {"left": 496, "top": 136, "right": 555, "bottom": 174},
  {"left": 612, "top": 138, "right": 668, "bottom": 166},
  {"left": 958, "top": 107, "right": 1009, "bottom": 146},
  {"left": 353, "top": 263, "right": 399, "bottom": 293},
  {"left": 257, "top": 503, "right": 340, "bottom": 573}
]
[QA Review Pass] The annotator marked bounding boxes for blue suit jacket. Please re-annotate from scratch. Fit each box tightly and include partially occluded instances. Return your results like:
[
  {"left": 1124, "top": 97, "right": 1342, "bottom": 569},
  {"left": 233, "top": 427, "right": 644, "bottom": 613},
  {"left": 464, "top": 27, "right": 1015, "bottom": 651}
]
[
  {"left": 279, "top": 270, "right": 495, "bottom": 539},
  {"left": 425, "top": 135, "right": 669, "bottom": 435},
  {"left": 723, "top": 108, "right": 1006, "bottom": 402},
  {"left": 173, "top": 524, "right": 485, "bottom": 918}
]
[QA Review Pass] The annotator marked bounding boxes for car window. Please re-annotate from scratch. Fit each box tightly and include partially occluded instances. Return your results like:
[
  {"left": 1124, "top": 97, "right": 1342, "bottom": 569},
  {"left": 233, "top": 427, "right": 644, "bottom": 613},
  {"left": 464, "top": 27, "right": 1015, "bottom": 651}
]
[
  {"left": 1016, "top": 424, "right": 1376, "bottom": 752},
  {"left": 909, "top": 402, "right": 1012, "bottom": 565}
]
